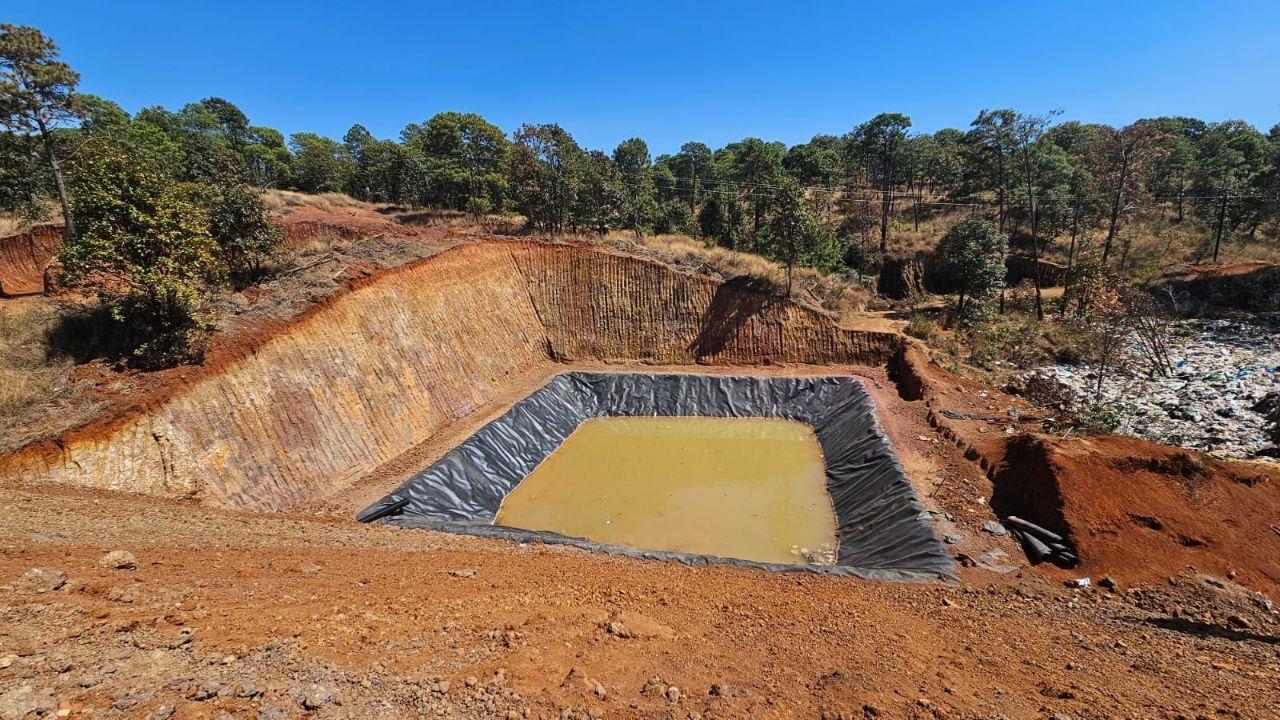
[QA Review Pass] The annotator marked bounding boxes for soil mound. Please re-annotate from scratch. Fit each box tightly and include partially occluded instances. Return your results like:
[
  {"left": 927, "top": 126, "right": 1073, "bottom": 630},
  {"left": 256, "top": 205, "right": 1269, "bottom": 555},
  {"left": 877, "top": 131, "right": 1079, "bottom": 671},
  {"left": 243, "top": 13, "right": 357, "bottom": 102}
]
[
  {"left": 0, "top": 224, "right": 61, "bottom": 296},
  {"left": 1163, "top": 262, "right": 1280, "bottom": 312},
  {"left": 273, "top": 203, "right": 416, "bottom": 247},
  {"left": 992, "top": 433, "right": 1280, "bottom": 598}
]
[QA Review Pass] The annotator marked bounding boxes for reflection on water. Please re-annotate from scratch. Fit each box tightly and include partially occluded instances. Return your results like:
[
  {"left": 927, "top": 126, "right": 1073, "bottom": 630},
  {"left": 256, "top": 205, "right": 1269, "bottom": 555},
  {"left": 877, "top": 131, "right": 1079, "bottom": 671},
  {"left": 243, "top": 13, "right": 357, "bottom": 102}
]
[{"left": 494, "top": 417, "right": 837, "bottom": 565}]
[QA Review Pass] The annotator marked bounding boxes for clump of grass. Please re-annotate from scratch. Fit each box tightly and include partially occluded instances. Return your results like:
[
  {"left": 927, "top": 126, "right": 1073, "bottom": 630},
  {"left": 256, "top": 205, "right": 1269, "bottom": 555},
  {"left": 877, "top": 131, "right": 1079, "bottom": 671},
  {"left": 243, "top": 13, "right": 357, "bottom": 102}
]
[
  {"left": 260, "top": 189, "right": 368, "bottom": 213},
  {"left": 904, "top": 313, "right": 938, "bottom": 340}
]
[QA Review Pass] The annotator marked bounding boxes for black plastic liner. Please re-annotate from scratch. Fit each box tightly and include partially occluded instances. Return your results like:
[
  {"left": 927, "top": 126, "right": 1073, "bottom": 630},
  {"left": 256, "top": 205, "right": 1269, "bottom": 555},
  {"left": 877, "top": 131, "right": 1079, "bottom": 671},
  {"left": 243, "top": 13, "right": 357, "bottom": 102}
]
[{"left": 359, "top": 373, "right": 954, "bottom": 582}]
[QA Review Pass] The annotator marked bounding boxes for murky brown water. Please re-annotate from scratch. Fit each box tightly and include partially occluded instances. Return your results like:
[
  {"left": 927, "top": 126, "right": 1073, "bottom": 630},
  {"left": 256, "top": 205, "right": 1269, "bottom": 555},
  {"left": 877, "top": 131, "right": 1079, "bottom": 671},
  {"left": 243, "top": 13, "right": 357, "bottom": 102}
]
[{"left": 494, "top": 417, "right": 837, "bottom": 565}]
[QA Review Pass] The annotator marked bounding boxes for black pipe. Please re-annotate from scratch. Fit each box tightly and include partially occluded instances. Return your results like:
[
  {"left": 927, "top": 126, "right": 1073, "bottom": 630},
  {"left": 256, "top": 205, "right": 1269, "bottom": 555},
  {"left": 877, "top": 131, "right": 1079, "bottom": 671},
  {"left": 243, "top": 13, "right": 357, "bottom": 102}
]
[{"left": 1004, "top": 515, "right": 1065, "bottom": 544}]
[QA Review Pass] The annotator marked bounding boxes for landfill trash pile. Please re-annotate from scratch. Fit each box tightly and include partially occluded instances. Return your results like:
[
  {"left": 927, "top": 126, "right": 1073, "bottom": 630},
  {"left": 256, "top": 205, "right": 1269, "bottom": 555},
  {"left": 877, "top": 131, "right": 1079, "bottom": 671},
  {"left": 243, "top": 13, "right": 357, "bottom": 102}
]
[{"left": 1020, "top": 316, "right": 1280, "bottom": 459}]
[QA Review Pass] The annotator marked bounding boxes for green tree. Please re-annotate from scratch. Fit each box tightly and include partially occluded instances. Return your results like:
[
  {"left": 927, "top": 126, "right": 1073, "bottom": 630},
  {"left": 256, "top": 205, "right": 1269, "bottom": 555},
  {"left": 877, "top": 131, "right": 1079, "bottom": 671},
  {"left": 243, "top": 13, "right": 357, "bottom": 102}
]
[
  {"left": 612, "top": 137, "right": 656, "bottom": 234},
  {"left": 663, "top": 142, "right": 714, "bottom": 212},
  {"left": 509, "top": 123, "right": 584, "bottom": 234},
  {"left": 0, "top": 130, "right": 49, "bottom": 218},
  {"left": 766, "top": 178, "right": 838, "bottom": 294},
  {"left": 245, "top": 126, "right": 292, "bottom": 189},
  {"left": 209, "top": 182, "right": 283, "bottom": 282},
  {"left": 0, "top": 24, "right": 82, "bottom": 237},
  {"left": 967, "top": 109, "right": 1016, "bottom": 233},
  {"left": 401, "top": 112, "right": 508, "bottom": 213},
  {"left": 724, "top": 137, "right": 786, "bottom": 249},
  {"left": 574, "top": 150, "right": 625, "bottom": 233},
  {"left": 59, "top": 140, "right": 224, "bottom": 367},
  {"left": 1190, "top": 120, "right": 1271, "bottom": 260},
  {"left": 288, "top": 132, "right": 353, "bottom": 193},
  {"left": 783, "top": 135, "right": 842, "bottom": 187},
  {"left": 934, "top": 215, "right": 1006, "bottom": 326},
  {"left": 1010, "top": 110, "right": 1058, "bottom": 319},
  {"left": 850, "top": 113, "right": 911, "bottom": 252}
]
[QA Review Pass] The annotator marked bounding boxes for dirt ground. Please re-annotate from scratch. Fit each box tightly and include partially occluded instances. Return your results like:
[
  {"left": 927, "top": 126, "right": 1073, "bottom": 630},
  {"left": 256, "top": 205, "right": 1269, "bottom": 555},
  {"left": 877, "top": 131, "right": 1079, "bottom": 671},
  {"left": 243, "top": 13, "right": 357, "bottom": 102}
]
[
  {"left": 3, "top": 365, "right": 1278, "bottom": 720},
  {"left": 3, "top": 205, "right": 1279, "bottom": 719}
]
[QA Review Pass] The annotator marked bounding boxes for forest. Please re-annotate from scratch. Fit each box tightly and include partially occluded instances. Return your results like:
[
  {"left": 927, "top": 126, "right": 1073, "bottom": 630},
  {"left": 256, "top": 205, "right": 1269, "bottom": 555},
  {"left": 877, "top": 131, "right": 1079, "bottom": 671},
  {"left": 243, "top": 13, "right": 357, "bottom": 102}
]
[{"left": 3, "top": 23, "right": 1279, "bottom": 366}]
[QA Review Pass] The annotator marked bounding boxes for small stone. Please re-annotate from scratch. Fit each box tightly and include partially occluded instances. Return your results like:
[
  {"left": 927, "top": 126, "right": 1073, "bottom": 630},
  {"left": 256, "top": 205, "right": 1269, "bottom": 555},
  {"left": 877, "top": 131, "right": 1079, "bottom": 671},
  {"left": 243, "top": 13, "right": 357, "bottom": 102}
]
[
  {"left": 0, "top": 655, "right": 16, "bottom": 669},
  {"left": 1097, "top": 576, "right": 1117, "bottom": 590},
  {"left": 10, "top": 567, "right": 67, "bottom": 593},
  {"left": 0, "top": 686, "right": 56, "bottom": 719},
  {"left": 99, "top": 550, "right": 138, "bottom": 571},
  {"left": 665, "top": 685, "right": 682, "bottom": 702},
  {"left": 981, "top": 521, "right": 1007, "bottom": 536},
  {"left": 301, "top": 684, "right": 332, "bottom": 710},
  {"left": 145, "top": 703, "right": 176, "bottom": 720},
  {"left": 449, "top": 569, "right": 476, "bottom": 578}
]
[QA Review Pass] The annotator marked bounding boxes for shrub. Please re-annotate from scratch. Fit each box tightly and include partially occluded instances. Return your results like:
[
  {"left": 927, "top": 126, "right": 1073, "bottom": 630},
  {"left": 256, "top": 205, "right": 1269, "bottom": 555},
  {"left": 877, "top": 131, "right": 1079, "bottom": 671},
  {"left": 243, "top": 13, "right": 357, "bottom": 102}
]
[
  {"left": 904, "top": 313, "right": 938, "bottom": 340},
  {"left": 1072, "top": 402, "right": 1123, "bottom": 435},
  {"left": 59, "top": 139, "right": 223, "bottom": 368},
  {"left": 210, "top": 182, "right": 283, "bottom": 283}
]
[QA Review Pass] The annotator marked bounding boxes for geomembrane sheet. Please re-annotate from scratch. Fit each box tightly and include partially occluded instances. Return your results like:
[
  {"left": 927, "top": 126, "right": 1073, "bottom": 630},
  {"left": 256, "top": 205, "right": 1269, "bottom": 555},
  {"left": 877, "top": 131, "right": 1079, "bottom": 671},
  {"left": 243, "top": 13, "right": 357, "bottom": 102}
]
[{"left": 358, "top": 373, "right": 954, "bottom": 582}]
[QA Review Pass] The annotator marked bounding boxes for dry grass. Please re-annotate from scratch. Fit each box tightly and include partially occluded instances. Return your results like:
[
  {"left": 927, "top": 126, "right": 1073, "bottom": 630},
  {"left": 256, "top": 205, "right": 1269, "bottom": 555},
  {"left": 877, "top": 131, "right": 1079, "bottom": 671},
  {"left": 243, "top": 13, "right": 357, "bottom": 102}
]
[
  {"left": 598, "top": 232, "right": 870, "bottom": 320},
  {"left": 0, "top": 299, "right": 94, "bottom": 452},
  {"left": 260, "top": 189, "right": 371, "bottom": 214},
  {"left": 0, "top": 201, "right": 61, "bottom": 237}
]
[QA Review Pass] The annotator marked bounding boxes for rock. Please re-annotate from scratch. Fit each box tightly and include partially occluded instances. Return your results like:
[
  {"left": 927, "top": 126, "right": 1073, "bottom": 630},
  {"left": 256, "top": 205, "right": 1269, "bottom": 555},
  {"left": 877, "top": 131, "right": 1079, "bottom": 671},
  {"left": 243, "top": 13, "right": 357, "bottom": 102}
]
[
  {"left": 604, "top": 612, "right": 675, "bottom": 640},
  {"left": 0, "top": 656, "right": 15, "bottom": 669},
  {"left": 943, "top": 533, "right": 962, "bottom": 545},
  {"left": 449, "top": 569, "right": 476, "bottom": 578},
  {"left": 10, "top": 567, "right": 67, "bottom": 593},
  {"left": 665, "top": 686, "right": 682, "bottom": 702},
  {"left": 188, "top": 680, "right": 222, "bottom": 701},
  {"left": 0, "top": 686, "right": 55, "bottom": 720},
  {"left": 1097, "top": 576, "right": 1118, "bottom": 590},
  {"left": 145, "top": 703, "right": 176, "bottom": 720},
  {"left": 99, "top": 550, "right": 138, "bottom": 571},
  {"left": 301, "top": 684, "right": 332, "bottom": 710},
  {"left": 981, "top": 521, "right": 1008, "bottom": 536}
]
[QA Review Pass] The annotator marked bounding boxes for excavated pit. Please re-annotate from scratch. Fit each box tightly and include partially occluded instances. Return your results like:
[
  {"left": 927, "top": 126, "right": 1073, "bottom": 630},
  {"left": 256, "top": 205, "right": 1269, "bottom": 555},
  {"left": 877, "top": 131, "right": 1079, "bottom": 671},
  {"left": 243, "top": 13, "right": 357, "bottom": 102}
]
[
  {"left": 358, "top": 373, "right": 953, "bottom": 581},
  {"left": 0, "top": 241, "right": 901, "bottom": 511}
]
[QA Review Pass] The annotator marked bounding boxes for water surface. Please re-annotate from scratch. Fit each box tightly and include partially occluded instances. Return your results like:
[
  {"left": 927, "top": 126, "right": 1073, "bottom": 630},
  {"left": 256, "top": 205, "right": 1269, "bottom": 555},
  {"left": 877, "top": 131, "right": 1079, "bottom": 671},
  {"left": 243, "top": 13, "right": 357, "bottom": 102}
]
[{"left": 494, "top": 417, "right": 837, "bottom": 565}]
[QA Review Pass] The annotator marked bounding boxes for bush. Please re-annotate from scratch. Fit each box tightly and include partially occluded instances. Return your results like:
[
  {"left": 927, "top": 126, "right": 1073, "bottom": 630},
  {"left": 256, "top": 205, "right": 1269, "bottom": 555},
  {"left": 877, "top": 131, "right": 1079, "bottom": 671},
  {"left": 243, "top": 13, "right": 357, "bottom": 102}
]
[
  {"left": 209, "top": 182, "right": 283, "bottom": 283},
  {"left": 904, "top": 313, "right": 938, "bottom": 340},
  {"left": 1072, "top": 402, "right": 1123, "bottom": 435},
  {"left": 59, "top": 139, "right": 224, "bottom": 368},
  {"left": 933, "top": 216, "right": 1006, "bottom": 327}
]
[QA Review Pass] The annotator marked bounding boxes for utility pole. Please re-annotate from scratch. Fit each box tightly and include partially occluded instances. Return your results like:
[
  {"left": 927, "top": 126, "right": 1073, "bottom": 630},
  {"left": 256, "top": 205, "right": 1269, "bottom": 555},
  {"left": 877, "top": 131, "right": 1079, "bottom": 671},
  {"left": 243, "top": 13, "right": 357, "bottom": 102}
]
[{"left": 1212, "top": 194, "right": 1227, "bottom": 263}]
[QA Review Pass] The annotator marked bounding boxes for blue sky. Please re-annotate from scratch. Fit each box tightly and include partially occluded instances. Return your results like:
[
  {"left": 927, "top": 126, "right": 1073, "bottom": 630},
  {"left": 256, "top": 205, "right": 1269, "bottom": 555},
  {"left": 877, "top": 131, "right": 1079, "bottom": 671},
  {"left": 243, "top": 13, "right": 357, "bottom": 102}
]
[{"left": 12, "top": 1, "right": 1280, "bottom": 155}]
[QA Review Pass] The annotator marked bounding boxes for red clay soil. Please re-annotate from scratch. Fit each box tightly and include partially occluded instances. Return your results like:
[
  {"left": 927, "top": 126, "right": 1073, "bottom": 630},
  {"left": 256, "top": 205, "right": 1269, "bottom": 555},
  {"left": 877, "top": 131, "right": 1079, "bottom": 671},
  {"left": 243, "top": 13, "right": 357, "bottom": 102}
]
[
  {"left": 2, "top": 216, "right": 1280, "bottom": 717},
  {"left": 0, "top": 224, "right": 61, "bottom": 297},
  {"left": 992, "top": 434, "right": 1280, "bottom": 596},
  {"left": 274, "top": 203, "right": 417, "bottom": 248},
  {"left": 1164, "top": 262, "right": 1278, "bottom": 281},
  {"left": 893, "top": 344, "right": 1280, "bottom": 600}
]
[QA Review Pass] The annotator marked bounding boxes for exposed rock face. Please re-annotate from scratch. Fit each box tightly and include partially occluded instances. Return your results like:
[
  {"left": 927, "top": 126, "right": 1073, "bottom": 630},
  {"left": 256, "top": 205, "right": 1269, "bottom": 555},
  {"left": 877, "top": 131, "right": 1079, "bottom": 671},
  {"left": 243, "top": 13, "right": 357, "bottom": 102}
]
[
  {"left": 0, "top": 224, "right": 61, "bottom": 297},
  {"left": 876, "top": 251, "right": 1067, "bottom": 301},
  {"left": 0, "top": 241, "right": 901, "bottom": 511}
]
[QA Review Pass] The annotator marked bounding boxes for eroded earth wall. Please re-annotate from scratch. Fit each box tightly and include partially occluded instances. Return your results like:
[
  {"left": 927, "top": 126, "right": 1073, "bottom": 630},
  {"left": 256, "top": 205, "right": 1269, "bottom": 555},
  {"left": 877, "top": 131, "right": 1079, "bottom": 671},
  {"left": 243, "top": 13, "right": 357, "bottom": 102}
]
[
  {"left": 0, "top": 241, "right": 904, "bottom": 510},
  {"left": 0, "top": 225, "right": 61, "bottom": 296}
]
